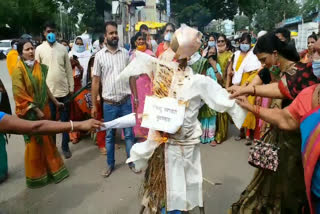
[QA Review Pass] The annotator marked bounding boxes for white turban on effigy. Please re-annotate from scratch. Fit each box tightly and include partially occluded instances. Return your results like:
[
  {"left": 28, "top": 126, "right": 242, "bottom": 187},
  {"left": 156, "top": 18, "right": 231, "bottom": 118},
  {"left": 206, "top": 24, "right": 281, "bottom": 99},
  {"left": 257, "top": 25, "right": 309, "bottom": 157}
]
[{"left": 170, "top": 24, "right": 202, "bottom": 59}]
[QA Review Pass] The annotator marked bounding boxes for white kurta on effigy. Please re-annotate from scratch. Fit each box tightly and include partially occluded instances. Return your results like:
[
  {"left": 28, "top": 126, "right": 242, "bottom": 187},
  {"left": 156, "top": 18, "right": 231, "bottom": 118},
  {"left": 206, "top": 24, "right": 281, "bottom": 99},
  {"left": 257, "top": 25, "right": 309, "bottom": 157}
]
[{"left": 119, "top": 51, "right": 247, "bottom": 211}]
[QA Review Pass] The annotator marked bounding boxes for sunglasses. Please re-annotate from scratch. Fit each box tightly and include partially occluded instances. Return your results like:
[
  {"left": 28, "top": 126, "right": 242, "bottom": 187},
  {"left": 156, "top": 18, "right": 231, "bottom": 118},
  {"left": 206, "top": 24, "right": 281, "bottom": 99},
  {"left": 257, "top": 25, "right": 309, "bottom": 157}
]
[{"left": 217, "top": 40, "right": 225, "bottom": 43}]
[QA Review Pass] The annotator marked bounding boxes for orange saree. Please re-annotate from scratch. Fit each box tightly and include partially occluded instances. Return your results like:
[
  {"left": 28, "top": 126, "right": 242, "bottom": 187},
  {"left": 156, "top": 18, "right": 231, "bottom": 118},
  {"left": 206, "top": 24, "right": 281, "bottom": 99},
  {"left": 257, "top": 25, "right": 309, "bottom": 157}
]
[{"left": 12, "top": 60, "right": 69, "bottom": 188}]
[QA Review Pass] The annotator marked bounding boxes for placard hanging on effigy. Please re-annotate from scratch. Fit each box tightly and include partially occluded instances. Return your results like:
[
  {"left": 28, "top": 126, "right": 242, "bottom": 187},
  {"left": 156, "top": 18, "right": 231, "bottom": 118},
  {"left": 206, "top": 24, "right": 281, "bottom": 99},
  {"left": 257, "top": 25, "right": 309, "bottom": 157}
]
[{"left": 141, "top": 96, "right": 185, "bottom": 134}]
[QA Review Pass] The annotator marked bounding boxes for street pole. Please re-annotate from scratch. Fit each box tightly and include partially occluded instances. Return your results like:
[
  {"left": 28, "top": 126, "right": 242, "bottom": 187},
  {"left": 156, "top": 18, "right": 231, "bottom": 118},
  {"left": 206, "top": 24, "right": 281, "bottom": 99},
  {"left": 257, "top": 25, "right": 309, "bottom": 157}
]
[{"left": 121, "top": 0, "right": 128, "bottom": 47}]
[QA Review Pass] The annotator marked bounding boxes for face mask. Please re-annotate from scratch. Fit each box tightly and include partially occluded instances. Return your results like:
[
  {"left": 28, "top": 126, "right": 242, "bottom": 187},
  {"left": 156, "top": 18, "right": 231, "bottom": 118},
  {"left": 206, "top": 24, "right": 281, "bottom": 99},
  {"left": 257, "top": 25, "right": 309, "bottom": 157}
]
[
  {"left": 136, "top": 44, "right": 147, "bottom": 52},
  {"left": 74, "top": 44, "right": 85, "bottom": 53},
  {"left": 13, "top": 44, "right": 17, "bottom": 50},
  {"left": 46, "top": 32, "right": 56, "bottom": 44},
  {"left": 25, "top": 60, "right": 35, "bottom": 68},
  {"left": 66, "top": 46, "right": 70, "bottom": 52},
  {"left": 312, "top": 59, "right": 320, "bottom": 78},
  {"left": 240, "top": 44, "right": 250, "bottom": 52},
  {"left": 269, "top": 65, "right": 281, "bottom": 76},
  {"left": 164, "top": 32, "right": 173, "bottom": 42},
  {"left": 208, "top": 41, "right": 216, "bottom": 47}
]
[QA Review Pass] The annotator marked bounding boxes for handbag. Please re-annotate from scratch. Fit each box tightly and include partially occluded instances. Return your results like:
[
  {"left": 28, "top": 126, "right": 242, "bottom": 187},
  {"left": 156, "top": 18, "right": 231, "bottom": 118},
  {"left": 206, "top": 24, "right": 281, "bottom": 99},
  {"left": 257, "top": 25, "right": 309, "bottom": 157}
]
[{"left": 248, "top": 133, "right": 280, "bottom": 172}]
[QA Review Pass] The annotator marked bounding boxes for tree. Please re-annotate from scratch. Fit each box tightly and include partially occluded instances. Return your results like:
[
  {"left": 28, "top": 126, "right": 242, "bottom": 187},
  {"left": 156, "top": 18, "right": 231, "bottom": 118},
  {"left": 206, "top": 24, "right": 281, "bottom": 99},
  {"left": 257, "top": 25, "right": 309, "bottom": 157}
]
[
  {"left": 206, "top": 0, "right": 238, "bottom": 20},
  {"left": 301, "top": 0, "right": 320, "bottom": 21},
  {"left": 0, "top": 0, "right": 58, "bottom": 39},
  {"left": 60, "top": 0, "right": 111, "bottom": 35},
  {"left": 173, "top": 2, "right": 212, "bottom": 29},
  {"left": 170, "top": 0, "right": 239, "bottom": 30},
  {"left": 238, "top": 0, "right": 300, "bottom": 32},
  {"left": 234, "top": 15, "right": 249, "bottom": 32}
]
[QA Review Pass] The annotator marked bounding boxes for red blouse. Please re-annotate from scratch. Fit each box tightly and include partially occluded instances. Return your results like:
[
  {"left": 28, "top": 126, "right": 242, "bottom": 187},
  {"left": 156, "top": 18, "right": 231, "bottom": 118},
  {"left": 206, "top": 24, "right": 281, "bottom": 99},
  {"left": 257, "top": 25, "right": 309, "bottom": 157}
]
[
  {"left": 287, "top": 84, "right": 318, "bottom": 122},
  {"left": 278, "top": 62, "right": 318, "bottom": 100}
]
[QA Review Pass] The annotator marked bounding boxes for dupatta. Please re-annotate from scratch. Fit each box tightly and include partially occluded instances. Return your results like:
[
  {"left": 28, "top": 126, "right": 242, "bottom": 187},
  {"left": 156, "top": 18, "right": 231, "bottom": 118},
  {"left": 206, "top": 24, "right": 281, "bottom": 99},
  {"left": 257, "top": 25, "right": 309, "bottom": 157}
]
[
  {"left": 300, "top": 106, "right": 320, "bottom": 214},
  {"left": 12, "top": 60, "right": 48, "bottom": 120}
]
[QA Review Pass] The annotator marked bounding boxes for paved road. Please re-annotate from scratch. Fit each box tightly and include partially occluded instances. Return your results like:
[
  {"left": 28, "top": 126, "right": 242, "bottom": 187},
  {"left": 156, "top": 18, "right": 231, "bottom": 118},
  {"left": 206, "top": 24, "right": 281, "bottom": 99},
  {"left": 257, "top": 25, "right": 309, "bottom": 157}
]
[{"left": 0, "top": 59, "right": 254, "bottom": 214}]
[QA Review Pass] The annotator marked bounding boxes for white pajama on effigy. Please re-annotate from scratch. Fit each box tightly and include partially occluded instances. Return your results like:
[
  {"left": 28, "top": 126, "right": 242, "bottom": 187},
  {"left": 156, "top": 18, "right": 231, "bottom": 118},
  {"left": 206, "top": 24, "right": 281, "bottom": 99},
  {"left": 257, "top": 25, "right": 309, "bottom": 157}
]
[{"left": 165, "top": 141, "right": 203, "bottom": 211}]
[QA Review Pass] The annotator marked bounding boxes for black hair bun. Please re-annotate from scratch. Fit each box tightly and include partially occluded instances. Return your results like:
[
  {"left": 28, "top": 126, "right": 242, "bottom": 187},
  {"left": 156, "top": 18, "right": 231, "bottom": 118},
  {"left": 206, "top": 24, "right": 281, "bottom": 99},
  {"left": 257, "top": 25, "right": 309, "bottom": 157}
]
[{"left": 273, "top": 33, "right": 300, "bottom": 62}]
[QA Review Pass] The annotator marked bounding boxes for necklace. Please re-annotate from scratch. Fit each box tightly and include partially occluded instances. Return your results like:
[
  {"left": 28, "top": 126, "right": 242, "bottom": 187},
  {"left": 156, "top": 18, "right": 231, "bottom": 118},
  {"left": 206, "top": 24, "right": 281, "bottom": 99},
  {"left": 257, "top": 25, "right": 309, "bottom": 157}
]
[{"left": 281, "top": 62, "right": 295, "bottom": 73}]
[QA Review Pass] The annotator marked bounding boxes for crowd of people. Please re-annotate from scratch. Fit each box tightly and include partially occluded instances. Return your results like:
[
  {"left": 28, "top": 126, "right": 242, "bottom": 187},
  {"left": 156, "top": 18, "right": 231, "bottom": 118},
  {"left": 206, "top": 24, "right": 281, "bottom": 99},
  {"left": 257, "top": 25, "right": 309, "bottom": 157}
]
[{"left": 0, "top": 18, "right": 320, "bottom": 214}]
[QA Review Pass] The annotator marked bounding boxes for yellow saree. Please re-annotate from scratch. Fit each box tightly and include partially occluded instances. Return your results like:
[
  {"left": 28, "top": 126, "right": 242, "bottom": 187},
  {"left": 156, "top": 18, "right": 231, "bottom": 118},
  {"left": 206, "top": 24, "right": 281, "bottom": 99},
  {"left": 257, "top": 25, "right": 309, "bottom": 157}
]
[
  {"left": 216, "top": 51, "right": 233, "bottom": 143},
  {"left": 235, "top": 54, "right": 258, "bottom": 130},
  {"left": 12, "top": 60, "right": 69, "bottom": 188}
]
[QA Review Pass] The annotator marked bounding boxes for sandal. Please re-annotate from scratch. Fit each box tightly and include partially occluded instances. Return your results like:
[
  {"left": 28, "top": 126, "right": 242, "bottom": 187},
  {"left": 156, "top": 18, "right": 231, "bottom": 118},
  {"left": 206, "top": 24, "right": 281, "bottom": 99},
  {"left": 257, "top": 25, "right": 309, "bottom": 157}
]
[
  {"left": 245, "top": 138, "right": 252, "bottom": 146},
  {"left": 210, "top": 140, "right": 217, "bottom": 147},
  {"left": 71, "top": 139, "right": 80, "bottom": 144},
  {"left": 235, "top": 136, "right": 245, "bottom": 141}
]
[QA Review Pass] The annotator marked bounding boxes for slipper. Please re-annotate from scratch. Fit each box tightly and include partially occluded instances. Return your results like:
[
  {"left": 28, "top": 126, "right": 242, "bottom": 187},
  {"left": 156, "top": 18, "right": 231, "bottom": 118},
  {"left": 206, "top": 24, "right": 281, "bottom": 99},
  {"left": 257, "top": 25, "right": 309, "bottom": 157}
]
[
  {"left": 71, "top": 139, "right": 80, "bottom": 144},
  {"left": 245, "top": 138, "right": 252, "bottom": 146},
  {"left": 235, "top": 136, "right": 245, "bottom": 141},
  {"left": 210, "top": 140, "right": 217, "bottom": 147}
]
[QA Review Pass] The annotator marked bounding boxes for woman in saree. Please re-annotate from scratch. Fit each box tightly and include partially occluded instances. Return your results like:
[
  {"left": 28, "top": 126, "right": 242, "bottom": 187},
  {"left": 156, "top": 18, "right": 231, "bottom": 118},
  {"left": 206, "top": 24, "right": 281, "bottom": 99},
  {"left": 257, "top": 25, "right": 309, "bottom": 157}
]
[
  {"left": 189, "top": 46, "right": 222, "bottom": 146},
  {"left": 11, "top": 39, "right": 69, "bottom": 188},
  {"left": 300, "top": 33, "right": 317, "bottom": 64},
  {"left": 129, "top": 32, "right": 155, "bottom": 141},
  {"left": 0, "top": 110, "right": 103, "bottom": 184},
  {"left": 69, "top": 50, "right": 84, "bottom": 144},
  {"left": 236, "top": 81, "right": 320, "bottom": 214},
  {"left": 227, "top": 33, "right": 261, "bottom": 145},
  {"left": 156, "top": 23, "right": 175, "bottom": 58},
  {"left": 216, "top": 34, "right": 233, "bottom": 144},
  {"left": 228, "top": 32, "right": 319, "bottom": 214},
  {"left": 0, "top": 77, "right": 13, "bottom": 183}
]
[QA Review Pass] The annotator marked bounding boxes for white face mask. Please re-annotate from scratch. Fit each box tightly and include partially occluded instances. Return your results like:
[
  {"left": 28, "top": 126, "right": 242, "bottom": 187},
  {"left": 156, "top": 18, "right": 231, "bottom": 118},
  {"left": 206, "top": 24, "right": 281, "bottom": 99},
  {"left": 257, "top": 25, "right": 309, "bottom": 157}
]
[
  {"left": 312, "top": 59, "right": 320, "bottom": 78},
  {"left": 164, "top": 32, "right": 173, "bottom": 42},
  {"left": 208, "top": 41, "right": 216, "bottom": 47},
  {"left": 25, "top": 60, "right": 35, "bottom": 68},
  {"left": 240, "top": 44, "right": 250, "bottom": 52}
]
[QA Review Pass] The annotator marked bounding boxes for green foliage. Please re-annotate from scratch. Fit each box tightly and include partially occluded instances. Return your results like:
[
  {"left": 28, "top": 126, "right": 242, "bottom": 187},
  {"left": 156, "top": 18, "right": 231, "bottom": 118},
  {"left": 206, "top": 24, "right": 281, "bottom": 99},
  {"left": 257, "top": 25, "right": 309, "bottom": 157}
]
[
  {"left": 301, "top": 0, "right": 320, "bottom": 21},
  {"left": 207, "top": 0, "right": 238, "bottom": 20},
  {"left": 238, "top": 0, "right": 300, "bottom": 31},
  {"left": 0, "top": 0, "right": 58, "bottom": 38},
  {"left": 170, "top": 0, "right": 238, "bottom": 29},
  {"left": 234, "top": 15, "right": 249, "bottom": 32},
  {"left": 174, "top": 2, "right": 211, "bottom": 28},
  {"left": 0, "top": 0, "right": 110, "bottom": 39},
  {"left": 60, "top": 0, "right": 111, "bottom": 35}
]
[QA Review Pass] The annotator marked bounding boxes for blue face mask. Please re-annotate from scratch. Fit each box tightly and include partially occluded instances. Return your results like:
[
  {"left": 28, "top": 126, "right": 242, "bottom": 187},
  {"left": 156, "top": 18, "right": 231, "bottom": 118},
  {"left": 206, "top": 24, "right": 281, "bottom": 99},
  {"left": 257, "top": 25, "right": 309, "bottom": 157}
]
[
  {"left": 13, "top": 44, "right": 17, "bottom": 50},
  {"left": 66, "top": 46, "right": 70, "bottom": 52},
  {"left": 240, "top": 43, "right": 250, "bottom": 52},
  {"left": 312, "top": 60, "right": 320, "bottom": 78},
  {"left": 46, "top": 32, "right": 56, "bottom": 44},
  {"left": 164, "top": 32, "right": 172, "bottom": 42},
  {"left": 74, "top": 44, "right": 85, "bottom": 53},
  {"left": 208, "top": 41, "right": 216, "bottom": 47}
]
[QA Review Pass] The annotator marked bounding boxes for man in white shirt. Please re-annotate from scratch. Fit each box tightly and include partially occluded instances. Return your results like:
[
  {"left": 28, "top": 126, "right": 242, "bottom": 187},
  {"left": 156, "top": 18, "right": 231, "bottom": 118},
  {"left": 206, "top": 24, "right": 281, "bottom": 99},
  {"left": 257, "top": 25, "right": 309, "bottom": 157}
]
[
  {"left": 35, "top": 22, "right": 74, "bottom": 159},
  {"left": 91, "top": 21, "right": 140, "bottom": 177}
]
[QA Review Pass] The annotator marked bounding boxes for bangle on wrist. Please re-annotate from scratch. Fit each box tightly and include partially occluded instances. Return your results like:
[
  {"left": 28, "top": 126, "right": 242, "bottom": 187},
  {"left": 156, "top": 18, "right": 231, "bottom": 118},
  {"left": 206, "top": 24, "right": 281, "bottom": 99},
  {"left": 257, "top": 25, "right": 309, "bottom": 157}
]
[
  {"left": 70, "top": 120, "right": 74, "bottom": 132},
  {"left": 253, "top": 105, "right": 260, "bottom": 116},
  {"left": 252, "top": 85, "right": 256, "bottom": 96}
]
